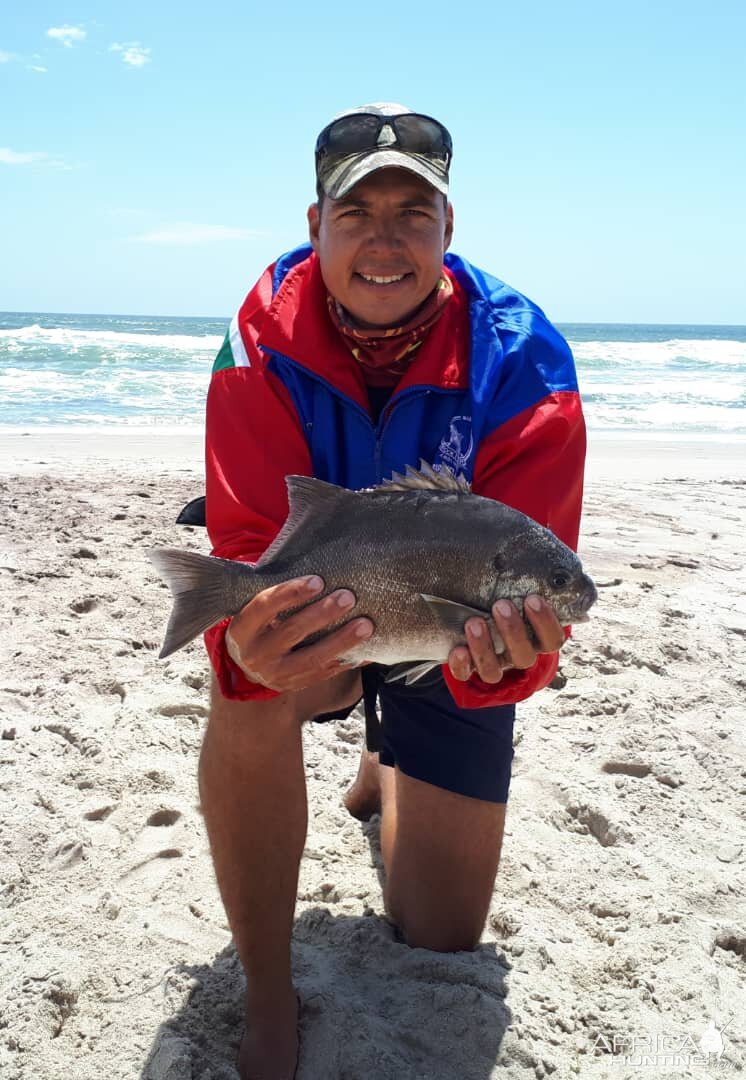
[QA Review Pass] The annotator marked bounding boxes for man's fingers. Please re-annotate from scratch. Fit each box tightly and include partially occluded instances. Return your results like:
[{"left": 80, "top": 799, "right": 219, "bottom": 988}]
[
  {"left": 490, "top": 595, "right": 565, "bottom": 671},
  {"left": 230, "top": 614, "right": 373, "bottom": 692},
  {"left": 233, "top": 575, "right": 325, "bottom": 634},
  {"left": 491, "top": 599, "right": 536, "bottom": 669},
  {"left": 280, "top": 616, "right": 375, "bottom": 680},
  {"left": 464, "top": 618, "right": 505, "bottom": 683},
  {"left": 447, "top": 645, "right": 473, "bottom": 682},
  {"left": 225, "top": 572, "right": 375, "bottom": 691},
  {"left": 523, "top": 595, "right": 566, "bottom": 653},
  {"left": 273, "top": 588, "right": 358, "bottom": 650}
]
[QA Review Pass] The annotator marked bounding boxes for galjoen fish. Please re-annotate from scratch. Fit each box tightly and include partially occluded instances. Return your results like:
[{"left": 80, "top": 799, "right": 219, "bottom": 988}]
[{"left": 148, "top": 462, "right": 597, "bottom": 683}]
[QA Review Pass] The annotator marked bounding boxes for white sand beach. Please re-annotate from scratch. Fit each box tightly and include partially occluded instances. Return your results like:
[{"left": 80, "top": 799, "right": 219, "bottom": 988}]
[{"left": 1, "top": 431, "right": 744, "bottom": 1079}]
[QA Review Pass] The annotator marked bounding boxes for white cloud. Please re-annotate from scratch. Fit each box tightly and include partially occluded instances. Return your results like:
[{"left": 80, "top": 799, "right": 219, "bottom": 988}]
[
  {"left": 0, "top": 49, "right": 18, "bottom": 63},
  {"left": 46, "top": 25, "right": 86, "bottom": 47},
  {"left": 0, "top": 148, "right": 49, "bottom": 165},
  {"left": 130, "top": 223, "right": 258, "bottom": 245},
  {"left": 0, "top": 147, "right": 71, "bottom": 169},
  {"left": 29, "top": 65, "right": 48, "bottom": 73},
  {"left": 110, "top": 42, "right": 151, "bottom": 67}
]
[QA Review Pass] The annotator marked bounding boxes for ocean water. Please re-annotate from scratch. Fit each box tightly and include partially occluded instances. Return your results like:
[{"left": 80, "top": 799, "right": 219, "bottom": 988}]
[{"left": 1, "top": 311, "right": 745, "bottom": 439}]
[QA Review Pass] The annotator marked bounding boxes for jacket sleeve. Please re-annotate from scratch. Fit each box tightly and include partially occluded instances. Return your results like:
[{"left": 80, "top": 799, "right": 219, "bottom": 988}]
[
  {"left": 442, "top": 330, "right": 587, "bottom": 709},
  {"left": 203, "top": 286, "right": 313, "bottom": 700}
]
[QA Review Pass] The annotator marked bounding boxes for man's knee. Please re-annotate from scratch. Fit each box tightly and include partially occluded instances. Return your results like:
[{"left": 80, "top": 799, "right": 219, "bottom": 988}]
[
  {"left": 379, "top": 774, "right": 505, "bottom": 955},
  {"left": 384, "top": 871, "right": 491, "bottom": 953},
  {"left": 296, "top": 668, "right": 363, "bottom": 721},
  {"left": 387, "top": 896, "right": 484, "bottom": 953},
  {"left": 404, "top": 928, "right": 483, "bottom": 953}
]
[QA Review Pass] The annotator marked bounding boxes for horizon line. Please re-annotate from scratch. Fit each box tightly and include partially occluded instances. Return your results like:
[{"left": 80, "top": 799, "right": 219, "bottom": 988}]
[{"left": 1, "top": 309, "right": 745, "bottom": 329}]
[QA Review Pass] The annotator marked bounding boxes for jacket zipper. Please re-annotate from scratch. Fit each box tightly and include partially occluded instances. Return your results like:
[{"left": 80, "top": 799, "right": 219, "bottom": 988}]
[{"left": 269, "top": 352, "right": 462, "bottom": 484}]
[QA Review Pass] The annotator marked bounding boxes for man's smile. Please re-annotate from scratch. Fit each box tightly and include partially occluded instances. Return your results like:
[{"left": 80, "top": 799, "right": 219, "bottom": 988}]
[{"left": 354, "top": 271, "right": 413, "bottom": 287}]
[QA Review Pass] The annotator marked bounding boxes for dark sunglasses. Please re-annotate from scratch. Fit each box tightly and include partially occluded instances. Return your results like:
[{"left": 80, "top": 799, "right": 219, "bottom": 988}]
[{"left": 315, "top": 113, "right": 452, "bottom": 164}]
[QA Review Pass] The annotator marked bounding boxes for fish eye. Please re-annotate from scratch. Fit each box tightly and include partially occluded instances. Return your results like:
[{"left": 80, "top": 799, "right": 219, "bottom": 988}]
[
  {"left": 551, "top": 570, "right": 571, "bottom": 588},
  {"left": 492, "top": 554, "right": 504, "bottom": 571}
]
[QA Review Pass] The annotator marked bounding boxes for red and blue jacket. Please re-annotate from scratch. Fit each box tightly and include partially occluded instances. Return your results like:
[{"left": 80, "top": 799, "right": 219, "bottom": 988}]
[{"left": 204, "top": 243, "right": 586, "bottom": 707}]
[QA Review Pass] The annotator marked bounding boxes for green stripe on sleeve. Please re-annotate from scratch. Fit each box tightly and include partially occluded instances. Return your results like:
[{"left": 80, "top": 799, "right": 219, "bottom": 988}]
[{"left": 212, "top": 331, "right": 235, "bottom": 374}]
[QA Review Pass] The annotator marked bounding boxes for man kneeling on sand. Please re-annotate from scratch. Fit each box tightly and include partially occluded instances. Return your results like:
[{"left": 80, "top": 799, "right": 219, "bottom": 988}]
[{"left": 198, "top": 103, "right": 587, "bottom": 1079}]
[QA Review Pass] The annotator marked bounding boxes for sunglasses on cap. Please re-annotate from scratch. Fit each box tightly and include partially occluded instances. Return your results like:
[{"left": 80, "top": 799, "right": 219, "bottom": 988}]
[{"left": 315, "top": 112, "right": 453, "bottom": 166}]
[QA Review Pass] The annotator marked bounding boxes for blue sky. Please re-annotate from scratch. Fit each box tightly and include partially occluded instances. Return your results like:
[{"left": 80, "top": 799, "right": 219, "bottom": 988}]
[{"left": 2, "top": 1, "right": 744, "bottom": 322}]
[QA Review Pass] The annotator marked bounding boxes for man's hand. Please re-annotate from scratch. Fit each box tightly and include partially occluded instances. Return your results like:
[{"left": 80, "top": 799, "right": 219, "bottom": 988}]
[
  {"left": 447, "top": 594, "right": 565, "bottom": 683},
  {"left": 225, "top": 575, "right": 374, "bottom": 692}
]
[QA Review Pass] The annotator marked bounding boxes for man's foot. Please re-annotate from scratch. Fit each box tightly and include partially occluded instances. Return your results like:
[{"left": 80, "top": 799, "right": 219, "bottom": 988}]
[
  {"left": 238, "top": 990, "right": 299, "bottom": 1080},
  {"left": 343, "top": 748, "right": 382, "bottom": 821}
]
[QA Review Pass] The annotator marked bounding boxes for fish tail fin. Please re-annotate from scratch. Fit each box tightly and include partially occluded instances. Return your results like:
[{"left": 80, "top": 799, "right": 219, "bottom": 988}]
[
  {"left": 147, "top": 547, "right": 250, "bottom": 659},
  {"left": 384, "top": 661, "right": 441, "bottom": 687}
]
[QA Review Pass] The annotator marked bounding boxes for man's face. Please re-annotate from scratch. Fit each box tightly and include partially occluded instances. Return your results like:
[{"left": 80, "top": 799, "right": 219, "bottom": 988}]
[{"left": 308, "top": 168, "right": 454, "bottom": 329}]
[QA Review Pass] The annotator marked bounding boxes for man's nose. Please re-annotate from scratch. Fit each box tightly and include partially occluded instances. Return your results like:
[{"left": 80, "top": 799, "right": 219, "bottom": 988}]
[{"left": 366, "top": 216, "right": 402, "bottom": 248}]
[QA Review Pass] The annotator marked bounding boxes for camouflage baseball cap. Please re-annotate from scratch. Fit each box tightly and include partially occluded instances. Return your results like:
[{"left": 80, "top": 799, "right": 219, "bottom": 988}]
[{"left": 315, "top": 102, "right": 452, "bottom": 200}]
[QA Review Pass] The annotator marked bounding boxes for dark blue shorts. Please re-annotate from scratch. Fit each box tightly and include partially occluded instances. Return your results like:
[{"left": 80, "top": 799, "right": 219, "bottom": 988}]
[
  {"left": 377, "top": 672, "right": 516, "bottom": 804},
  {"left": 315, "top": 667, "right": 516, "bottom": 804}
]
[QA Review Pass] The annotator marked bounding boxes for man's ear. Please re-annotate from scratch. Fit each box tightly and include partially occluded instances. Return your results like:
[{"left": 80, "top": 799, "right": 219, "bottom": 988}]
[
  {"left": 443, "top": 201, "right": 454, "bottom": 253},
  {"left": 307, "top": 203, "right": 321, "bottom": 253}
]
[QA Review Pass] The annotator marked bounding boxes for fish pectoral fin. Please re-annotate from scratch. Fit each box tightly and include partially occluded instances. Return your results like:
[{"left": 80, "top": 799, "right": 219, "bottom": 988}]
[
  {"left": 420, "top": 594, "right": 492, "bottom": 635},
  {"left": 384, "top": 661, "right": 442, "bottom": 687}
]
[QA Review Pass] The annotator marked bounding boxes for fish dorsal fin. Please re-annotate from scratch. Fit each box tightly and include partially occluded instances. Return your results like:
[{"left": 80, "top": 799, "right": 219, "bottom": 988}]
[
  {"left": 382, "top": 459, "right": 471, "bottom": 494},
  {"left": 254, "top": 475, "right": 349, "bottom": 569}
]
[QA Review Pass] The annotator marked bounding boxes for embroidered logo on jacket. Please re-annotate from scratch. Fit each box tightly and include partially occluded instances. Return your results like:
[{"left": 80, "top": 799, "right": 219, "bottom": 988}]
[{"left": 434, "top": 415, "right": 474, "bottom": 474}]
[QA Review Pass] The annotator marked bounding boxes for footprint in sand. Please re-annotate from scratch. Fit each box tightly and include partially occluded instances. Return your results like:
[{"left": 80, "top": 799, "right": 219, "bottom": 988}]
[
  {"left": 119, "top": 847, "right": 184, "bottom": 886},
  {"left": 44, "top": 723, "right": 102, "bottom": 759},
  {"left": 49, "top": 839, "right": 86, "bottom": 868},
  {"left": 70, "top": 547, "right": 98, "bottom": 560},
  {"left": 602, "top": 759, "right": 683, "bottom": 790},
  {"left": 602, "top": 760, "right": 652, "bottom": 779},
  {"left": 41, "top": 977, "right": 79, "bottom": 1038},
  {"left": 660, "top": 642, "right": 690, "bottom": 661},
  {"left": 714, "top": 930, "right": 746, "bottom": 960},
  {"left": 82, "top": 803, "right": 116, "bottom": 821},
  {"left": 561, "top": 800, "right": 634, "bottom": 848},
  {"left": 118, "top": 803, "right": 186, "bottom": 886},
  {"left": 157, "top": 703, "right": 210, "bottom": 719},
  {"left": 181, "top": 672, "right": 207, "bottom": 691},
  {"left": 69, "top": 597, "right": 99, "bottom": 614},
  {"left": 146, "top": 808, "right": 182, "bottom": 827},
  {"left": 93, "top": 679, "right": 127, "bottom": 702}
]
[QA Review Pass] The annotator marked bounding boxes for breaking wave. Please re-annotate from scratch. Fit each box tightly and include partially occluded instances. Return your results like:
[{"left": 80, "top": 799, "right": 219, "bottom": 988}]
[{"left": 1, "top": 312, "right": 745, "bottom": 435}]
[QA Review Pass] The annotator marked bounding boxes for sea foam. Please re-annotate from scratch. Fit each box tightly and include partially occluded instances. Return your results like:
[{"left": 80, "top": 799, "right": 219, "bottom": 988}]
[{"left": 1, "top": 314, "right": 745, "bottom": 435}]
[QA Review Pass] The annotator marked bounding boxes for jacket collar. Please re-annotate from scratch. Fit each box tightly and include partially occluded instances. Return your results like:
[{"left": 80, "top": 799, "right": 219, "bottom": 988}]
[{"left": 257, "top": 252, "right": 470, "bottom": 406}]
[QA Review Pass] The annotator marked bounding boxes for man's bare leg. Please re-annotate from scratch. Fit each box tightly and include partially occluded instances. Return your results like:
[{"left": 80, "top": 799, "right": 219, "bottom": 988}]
[
  {"left": 344, "top": 746, "right": 506, "bottom": 949},
  {"left": 380, "top": 767, "right": 506, "bottom": 951},
  {"left": 199, "top": 671, "right": 361, "bottom": 1080}
]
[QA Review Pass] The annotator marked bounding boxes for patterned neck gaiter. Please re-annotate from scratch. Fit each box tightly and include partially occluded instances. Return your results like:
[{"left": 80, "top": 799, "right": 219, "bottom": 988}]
[{"left": 327, "top": 275, "right": 453, "bottom": 387}]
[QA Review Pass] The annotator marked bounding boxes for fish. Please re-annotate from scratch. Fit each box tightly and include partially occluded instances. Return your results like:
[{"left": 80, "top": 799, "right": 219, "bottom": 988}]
[{"left": 148, "top": 461, "right": 597, "bottom": 683}]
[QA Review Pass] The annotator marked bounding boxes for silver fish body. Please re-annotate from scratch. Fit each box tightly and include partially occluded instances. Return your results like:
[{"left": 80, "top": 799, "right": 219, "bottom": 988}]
[{"left": 148, "top": 463, "right": 597, "bottom": 675}]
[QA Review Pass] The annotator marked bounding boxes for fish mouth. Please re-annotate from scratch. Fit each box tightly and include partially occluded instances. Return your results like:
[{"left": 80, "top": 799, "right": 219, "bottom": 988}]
[{"left": 568, "top": 583, "right": 598, "bottom": 622}]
